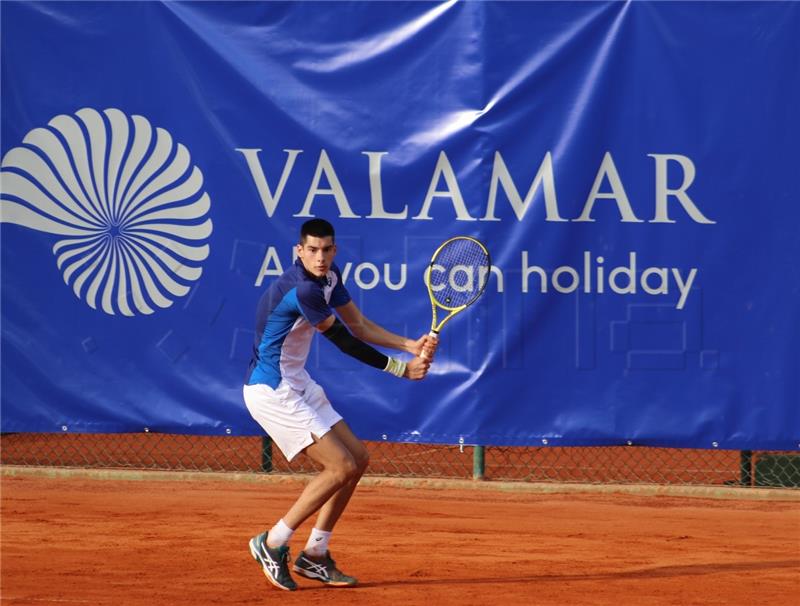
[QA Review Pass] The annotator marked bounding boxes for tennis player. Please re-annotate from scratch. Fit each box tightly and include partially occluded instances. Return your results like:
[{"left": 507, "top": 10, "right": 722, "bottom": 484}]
[{"left": 244, "top": 218, "right": 436, "bottom": 591}]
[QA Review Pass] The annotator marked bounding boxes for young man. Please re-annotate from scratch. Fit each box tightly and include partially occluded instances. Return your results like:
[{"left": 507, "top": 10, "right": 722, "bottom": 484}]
[{"left": 243, "top": 218, "right": 436, "bottom": 591}]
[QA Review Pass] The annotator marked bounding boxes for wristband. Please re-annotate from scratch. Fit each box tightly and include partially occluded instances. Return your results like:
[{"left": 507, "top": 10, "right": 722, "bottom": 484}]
[{"left": 383, "top": 357, "right": 407, "bottom": 378}]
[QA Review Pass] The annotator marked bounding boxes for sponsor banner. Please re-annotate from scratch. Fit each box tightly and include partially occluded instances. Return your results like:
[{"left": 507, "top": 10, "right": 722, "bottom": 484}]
[{"left": 2, "top": 2, "right": 798, "bottom": 449}]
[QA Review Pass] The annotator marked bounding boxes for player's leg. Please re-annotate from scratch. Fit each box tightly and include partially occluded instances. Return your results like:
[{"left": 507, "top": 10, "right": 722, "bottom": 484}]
[
  {"left": 312, "top": 420, "right": 369, "bottom": 532},
  {"left": 244, "top": 383, "right": 359, "bottom": 590},
  {"left": 293, "top": 420, "right": 365, "bottom": 587},
  {"left": 280, "top": 384, "right": 367, "bottom": 535},
  {"left": 249, "top": 432, "right": 359, "bottom": 591},
  {"left": 280, "top": 429, "right": 361, "bottom": 532}
]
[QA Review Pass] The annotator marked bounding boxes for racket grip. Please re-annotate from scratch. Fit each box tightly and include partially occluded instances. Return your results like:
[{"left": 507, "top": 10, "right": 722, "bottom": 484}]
[{"left": 420, "top": 331, "right": 439, "bottom": 360}]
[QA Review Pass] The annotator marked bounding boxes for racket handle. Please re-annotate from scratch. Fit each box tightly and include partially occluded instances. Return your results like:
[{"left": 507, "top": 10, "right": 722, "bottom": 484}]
[{"left": 420, "top": 331, "right": 439, "bottom": 360}]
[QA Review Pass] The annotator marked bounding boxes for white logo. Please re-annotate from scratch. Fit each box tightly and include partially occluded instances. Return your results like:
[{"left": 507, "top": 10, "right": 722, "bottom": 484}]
[{"left": 0, "top": 107, "right": 212, "bottom": 316}]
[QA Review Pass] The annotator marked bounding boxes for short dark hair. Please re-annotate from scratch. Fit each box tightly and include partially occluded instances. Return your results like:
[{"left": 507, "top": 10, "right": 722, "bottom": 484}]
[{"left": 300, "top": 218, "right": 335, "bottom": 243}]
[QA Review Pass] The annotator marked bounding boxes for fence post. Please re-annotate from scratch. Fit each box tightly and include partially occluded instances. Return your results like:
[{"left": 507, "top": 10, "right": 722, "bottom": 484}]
[
  {"left": 261, "top": 436, "right": 273, "bottom": 473},
  {"left": 473, "top": 445, "right": 485, "bottom": 480}
]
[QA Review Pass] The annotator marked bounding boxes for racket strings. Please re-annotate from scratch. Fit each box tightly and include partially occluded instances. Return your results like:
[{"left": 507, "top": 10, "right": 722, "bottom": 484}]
[{"left": 429, "top": 239, "right": 490, "bottom": 308}]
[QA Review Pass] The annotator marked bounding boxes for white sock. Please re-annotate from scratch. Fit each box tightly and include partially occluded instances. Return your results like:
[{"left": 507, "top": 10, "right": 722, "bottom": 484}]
[
  {"left": 267, "top": 519, "right": 294, "bottom": 548},
  {"left": 304, "top": 528, "right": 332, "bottom": 557}
]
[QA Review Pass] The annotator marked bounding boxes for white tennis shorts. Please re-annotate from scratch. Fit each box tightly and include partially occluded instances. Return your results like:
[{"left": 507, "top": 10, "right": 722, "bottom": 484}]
[{"left": 242, "top": 380, "right": 343, "bottom": 461}]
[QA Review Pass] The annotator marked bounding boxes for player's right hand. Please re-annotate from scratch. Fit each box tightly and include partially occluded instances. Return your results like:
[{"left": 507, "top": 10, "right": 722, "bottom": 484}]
[
  {"left": 404, "top": 356, "right": 431, "bottom": 380},
  {"left": 420, "top": 334, "right": 439, "bottom": 361}
]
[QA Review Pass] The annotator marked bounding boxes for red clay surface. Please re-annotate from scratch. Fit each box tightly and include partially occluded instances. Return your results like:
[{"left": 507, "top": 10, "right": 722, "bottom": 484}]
[{"left": 2, "top": 473, "right": 799, "bottom": 606}]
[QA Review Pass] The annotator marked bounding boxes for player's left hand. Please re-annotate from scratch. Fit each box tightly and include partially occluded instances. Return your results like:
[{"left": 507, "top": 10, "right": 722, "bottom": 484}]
[{"left": 404, "top": 356, "right": 431, "bottom": 380}]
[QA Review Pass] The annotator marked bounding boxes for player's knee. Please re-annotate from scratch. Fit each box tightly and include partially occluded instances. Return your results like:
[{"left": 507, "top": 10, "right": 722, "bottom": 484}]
[{"left": 329, "top": 456, "right": 358, "bottom": 485}]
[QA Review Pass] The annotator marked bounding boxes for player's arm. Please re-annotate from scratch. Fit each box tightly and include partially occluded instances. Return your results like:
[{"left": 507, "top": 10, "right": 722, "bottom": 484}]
[
  {"left": 315, "top": 314, "right": 429, "bottom": 380},
  {"left": 334, "top": 301, "right": 436, "bottom": 358}
]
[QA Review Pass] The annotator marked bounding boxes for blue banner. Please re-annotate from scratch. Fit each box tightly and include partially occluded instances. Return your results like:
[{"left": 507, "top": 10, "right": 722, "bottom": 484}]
[{"left": 2, "top": 2, "right": 798, "bottom": 450}]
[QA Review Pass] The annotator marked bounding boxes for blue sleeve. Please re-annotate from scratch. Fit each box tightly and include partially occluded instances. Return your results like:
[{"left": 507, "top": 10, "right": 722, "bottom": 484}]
[
  {"left": 295, "top": 282, "right": 334, "bottom": 326},
  {"left": 330, "top": 264, "right": 351, "bottom": 308}
]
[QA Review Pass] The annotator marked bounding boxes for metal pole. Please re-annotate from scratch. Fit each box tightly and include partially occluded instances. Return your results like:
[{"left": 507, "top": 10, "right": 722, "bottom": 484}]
[{"left": 473, "top": 445, "right": 485, "bottom": 480}]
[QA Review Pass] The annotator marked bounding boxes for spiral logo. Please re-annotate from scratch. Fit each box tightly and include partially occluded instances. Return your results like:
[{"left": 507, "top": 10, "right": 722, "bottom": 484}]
[{"left": 0, "top": 108, "right": 212, "bottom": 316}]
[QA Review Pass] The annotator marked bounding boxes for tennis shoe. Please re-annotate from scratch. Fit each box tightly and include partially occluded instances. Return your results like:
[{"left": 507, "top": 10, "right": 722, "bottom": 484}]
[
  {"left": 293, "top": 550, "right": 358, "bottom": 587},
  {"left": 248, "top": 531, "right": 297, "bottom": 591}
]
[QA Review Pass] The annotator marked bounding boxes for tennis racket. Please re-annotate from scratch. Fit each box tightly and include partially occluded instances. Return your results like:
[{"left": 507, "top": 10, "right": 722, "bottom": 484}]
[{"left": 421, "top": 236, "right": 491, "bottom": 359}]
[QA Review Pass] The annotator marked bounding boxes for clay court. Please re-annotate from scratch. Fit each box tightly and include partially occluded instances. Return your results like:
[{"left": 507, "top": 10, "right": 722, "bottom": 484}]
[{"left": 2, "top": 470, "right": 798, "bottom": 606}]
